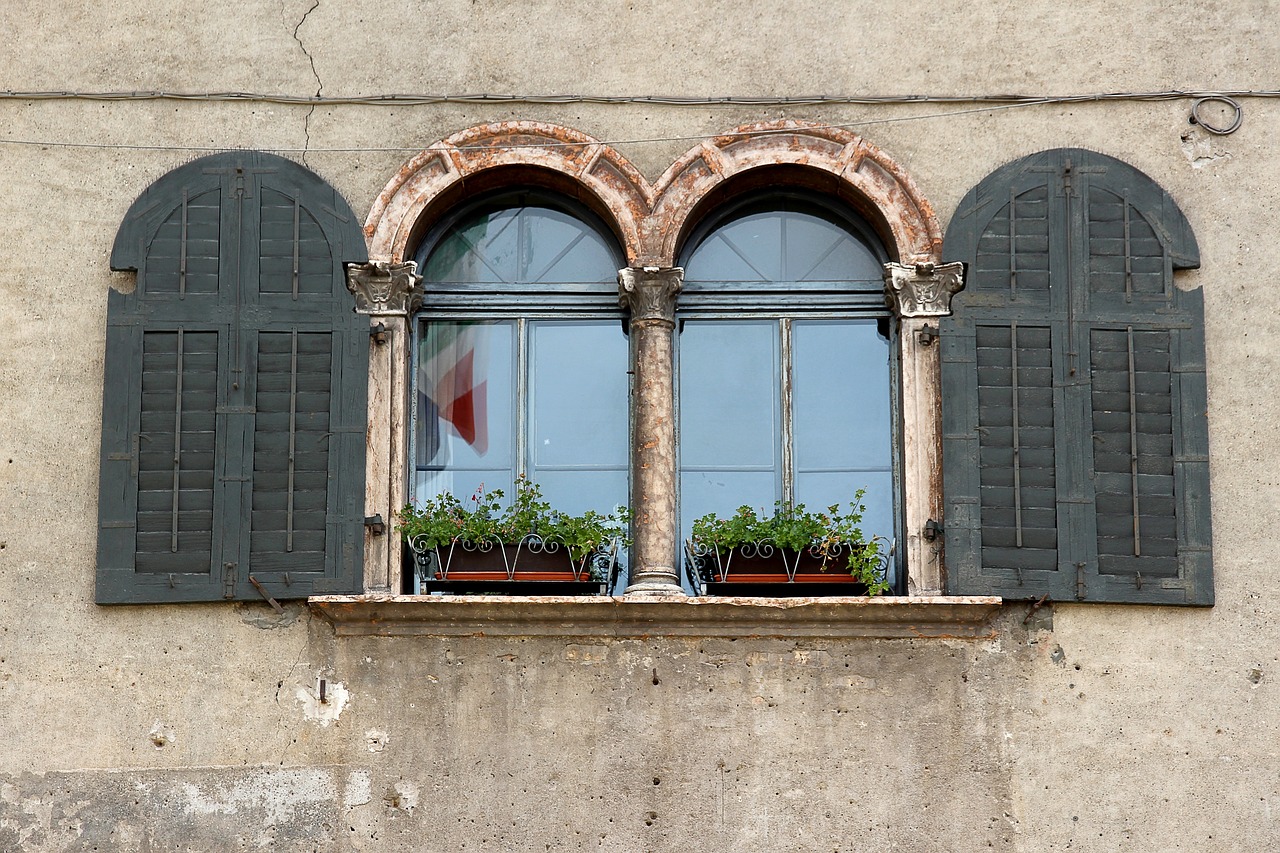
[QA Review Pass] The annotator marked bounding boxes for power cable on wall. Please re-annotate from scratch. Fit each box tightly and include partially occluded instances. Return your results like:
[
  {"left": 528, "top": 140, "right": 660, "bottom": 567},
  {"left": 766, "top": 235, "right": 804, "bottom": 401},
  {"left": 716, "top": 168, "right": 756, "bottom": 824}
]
[{"left": 0, "top": 89, "right": 1247, "bottom": 153}]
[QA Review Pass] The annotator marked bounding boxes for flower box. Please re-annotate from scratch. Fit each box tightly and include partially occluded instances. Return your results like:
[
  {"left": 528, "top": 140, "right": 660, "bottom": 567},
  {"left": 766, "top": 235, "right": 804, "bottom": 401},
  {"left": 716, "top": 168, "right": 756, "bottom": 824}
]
[
  {"left": 399, "top": 478, "right": 629, "bottom": 595},
  {"left": 685, "top": 497, "right": 889, "bottom": 597}
]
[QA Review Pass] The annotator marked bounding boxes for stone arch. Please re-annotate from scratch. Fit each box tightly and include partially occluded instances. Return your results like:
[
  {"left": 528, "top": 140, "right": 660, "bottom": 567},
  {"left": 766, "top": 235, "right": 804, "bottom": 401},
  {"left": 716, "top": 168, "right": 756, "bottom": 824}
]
[
  {"left": 364, "top": 121, "right": 652, "bottom": 264},
  {"left": 647, "top": 120, "right": 942, "bottom": 266}
]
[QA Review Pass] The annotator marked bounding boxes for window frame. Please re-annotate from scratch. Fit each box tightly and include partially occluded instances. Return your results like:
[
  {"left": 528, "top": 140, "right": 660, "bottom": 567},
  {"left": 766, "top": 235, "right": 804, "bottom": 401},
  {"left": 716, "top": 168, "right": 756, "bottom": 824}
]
[
  {"left": 402, "top": 193, "right": 633, "bottom": 594},
  {"left": 673, "top": 191, "right": 905, "bottom": 590},
  {"left": 353, "top": 120, "right": 953, "bottom": 597}
]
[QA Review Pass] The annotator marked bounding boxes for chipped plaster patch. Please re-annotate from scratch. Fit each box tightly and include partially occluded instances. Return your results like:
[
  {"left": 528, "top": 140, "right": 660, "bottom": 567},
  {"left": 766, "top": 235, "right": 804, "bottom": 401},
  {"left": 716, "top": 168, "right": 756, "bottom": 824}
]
[
  {"left": 564, "top": 643, "right": 608, "bottom": 664},
  {"left": 179, "top": 770, "right": 334, "bottom": 826},
  {"left": 148, "top": 721, "right": 176, "bottom": 749},
  {"left": 343, "top": 771, "right": 371, "bottom": 808},
  {"left": 296, "top": 679, "right": 348, "bottom": 726},
  {"left": 384, "top": 781, "right": 419, "bottom": 812},
  {"left": 365, "top": 730, "right": 389, "bottom": 753},
  {"left": 1180, "top": 129, "right": 1232, "bottom": 169}
]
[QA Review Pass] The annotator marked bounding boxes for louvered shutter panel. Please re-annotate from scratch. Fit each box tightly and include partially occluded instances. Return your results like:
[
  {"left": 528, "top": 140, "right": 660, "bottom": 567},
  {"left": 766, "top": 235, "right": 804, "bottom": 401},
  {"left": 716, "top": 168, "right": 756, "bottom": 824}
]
[
  {"left": 942, "top": 148, "right": 1211, "bottom": 605},
  {"left": 99, "top": 152, "right": 368, "bottom": 604}
]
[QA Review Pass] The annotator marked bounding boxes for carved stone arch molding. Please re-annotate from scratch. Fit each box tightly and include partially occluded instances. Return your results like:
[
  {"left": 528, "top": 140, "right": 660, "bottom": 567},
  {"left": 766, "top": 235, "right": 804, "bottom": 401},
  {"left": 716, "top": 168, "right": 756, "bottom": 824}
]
[
  {"left": 364, "top": 121, "right": 653, "bottom": 264},
  {"left": 648, "top": 120, "right": 943, "bottom": 266}
]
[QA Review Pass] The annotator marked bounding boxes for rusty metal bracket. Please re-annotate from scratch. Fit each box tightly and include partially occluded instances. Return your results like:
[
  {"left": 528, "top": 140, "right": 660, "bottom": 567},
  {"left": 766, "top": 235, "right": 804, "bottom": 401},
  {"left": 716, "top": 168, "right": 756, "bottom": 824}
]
[
  {"left": 917, "top": 324, "right": 939, "bottom": 346},
  {"left": 922, "top": 519, "right": 943, "bottom": 542},
  {"left": 1022, "top": 594, "right": 1050, "bottom": 624},
  {"left": 364, "top": 514, "right": 386, "bottom": 536},
  {"left": 249, "top": 575, "right": 285, "bottom": 614}
]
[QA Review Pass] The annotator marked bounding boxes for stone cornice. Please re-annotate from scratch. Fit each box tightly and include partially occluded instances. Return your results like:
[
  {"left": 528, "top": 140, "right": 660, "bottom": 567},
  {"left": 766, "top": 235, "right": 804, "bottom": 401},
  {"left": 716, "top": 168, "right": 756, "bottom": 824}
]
[{"left": 309, "top": 595, "right": 1003, "bottom": 640}]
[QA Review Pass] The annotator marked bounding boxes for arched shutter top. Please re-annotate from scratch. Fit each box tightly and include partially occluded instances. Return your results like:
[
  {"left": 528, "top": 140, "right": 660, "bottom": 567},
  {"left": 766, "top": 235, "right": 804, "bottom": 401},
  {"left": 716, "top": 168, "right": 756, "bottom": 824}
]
[
  {"left": 944, "top": 148, "right": 1200, "bottom": 277},
  {"left": 110, "top": 151, "right": 368, "bottom": 275}
]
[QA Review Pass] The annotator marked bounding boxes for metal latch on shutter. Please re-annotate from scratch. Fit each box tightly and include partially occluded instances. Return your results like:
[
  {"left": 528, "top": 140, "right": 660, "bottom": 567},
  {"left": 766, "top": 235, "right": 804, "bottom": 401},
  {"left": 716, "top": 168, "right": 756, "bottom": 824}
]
[{"left": 222, "top": 562, "right": 237, "bottom": 599}]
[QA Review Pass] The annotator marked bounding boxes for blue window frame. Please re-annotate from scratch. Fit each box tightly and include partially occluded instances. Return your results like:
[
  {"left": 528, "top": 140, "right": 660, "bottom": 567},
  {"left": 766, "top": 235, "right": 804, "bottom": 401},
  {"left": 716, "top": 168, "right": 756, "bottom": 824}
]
[
  {"left": 410, "top": 194, "right": 630, "bottom": 576},
  {"left": 677, "top": 193, "right": 901, "bottom": 586}
]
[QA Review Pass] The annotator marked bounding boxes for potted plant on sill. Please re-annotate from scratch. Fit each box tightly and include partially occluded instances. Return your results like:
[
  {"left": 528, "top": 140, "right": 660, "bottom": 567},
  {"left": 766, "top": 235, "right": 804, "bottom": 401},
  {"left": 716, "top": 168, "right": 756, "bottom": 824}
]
[
  {"left": 399, "top": 476, "right": 630, "bottom": 594},
  {"left": 685, "top": 492, "right": 890, "bottom": 596}
]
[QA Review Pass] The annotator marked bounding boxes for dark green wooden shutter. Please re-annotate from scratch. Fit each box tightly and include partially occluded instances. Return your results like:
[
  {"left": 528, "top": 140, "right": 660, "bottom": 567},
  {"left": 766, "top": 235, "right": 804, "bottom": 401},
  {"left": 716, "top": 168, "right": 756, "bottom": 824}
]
[
  {"left": 942, "top": 148, "right": 1212, "bottom": 605},
  {"left": 98, "top": 152, "right": 369, "bottom": 604}
]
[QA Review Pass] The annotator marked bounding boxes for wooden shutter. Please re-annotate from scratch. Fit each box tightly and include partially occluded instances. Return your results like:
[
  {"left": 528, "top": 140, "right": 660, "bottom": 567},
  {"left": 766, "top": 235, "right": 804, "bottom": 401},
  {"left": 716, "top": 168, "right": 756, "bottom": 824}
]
[
  {"left": 941, "top": 148, "right": 1212, "bottom": 605},
  {"left": 98, "top": 152, "right": 368, "bottom": 604}
]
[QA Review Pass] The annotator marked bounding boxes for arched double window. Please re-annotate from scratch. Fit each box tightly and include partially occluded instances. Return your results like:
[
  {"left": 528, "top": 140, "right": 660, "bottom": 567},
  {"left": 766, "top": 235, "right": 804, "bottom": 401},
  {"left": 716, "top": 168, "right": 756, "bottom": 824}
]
[
  {"left": 410, "top": 192, "right": 630, "bottom": 529},
  {"left": 677, "top": 193, "right": 899, "bottom": 584}
]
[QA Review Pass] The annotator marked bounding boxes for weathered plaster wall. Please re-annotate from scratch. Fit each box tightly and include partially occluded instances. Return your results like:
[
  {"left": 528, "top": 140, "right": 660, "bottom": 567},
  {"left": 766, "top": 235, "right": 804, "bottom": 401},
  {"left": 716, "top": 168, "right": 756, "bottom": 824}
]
[{"left": 1, "top": 1, "right": 1279, "bottom": 850}]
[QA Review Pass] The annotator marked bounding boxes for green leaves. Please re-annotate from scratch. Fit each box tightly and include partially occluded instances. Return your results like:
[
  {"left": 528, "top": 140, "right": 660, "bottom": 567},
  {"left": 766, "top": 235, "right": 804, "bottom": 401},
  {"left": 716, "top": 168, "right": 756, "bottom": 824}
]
[
  {"left": 398, "top": 476, "right": 631, "bottom": 565},
  {"left": 690, "top": 491, "right": 888, "bottom": 594}
]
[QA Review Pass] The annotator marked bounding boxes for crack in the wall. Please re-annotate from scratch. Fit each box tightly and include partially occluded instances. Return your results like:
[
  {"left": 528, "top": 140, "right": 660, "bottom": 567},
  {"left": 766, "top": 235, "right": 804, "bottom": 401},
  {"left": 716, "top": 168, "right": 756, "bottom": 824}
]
[
  {"left": 274, "top": 610, "right": 313, "bottom": 766},
  {"left": 287, "top": 0, "right": 323, "bottom": 164}
]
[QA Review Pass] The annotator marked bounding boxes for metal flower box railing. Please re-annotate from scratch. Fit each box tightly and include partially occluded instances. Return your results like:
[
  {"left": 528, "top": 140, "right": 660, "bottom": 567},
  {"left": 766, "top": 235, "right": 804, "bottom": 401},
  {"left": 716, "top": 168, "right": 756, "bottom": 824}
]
[
  {"left": 409, "top": 532, "right": 624, "bottom": 595},
  {"left": 684, "top": 537, "right": 891, "bottom": 597}
]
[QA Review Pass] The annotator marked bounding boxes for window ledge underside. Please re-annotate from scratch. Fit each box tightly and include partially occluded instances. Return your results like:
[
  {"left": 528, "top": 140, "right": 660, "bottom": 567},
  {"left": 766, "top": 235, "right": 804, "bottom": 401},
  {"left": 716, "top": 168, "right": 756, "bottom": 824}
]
[{"left": 308, "top": 595, "right": 1003, "bottom": 640}]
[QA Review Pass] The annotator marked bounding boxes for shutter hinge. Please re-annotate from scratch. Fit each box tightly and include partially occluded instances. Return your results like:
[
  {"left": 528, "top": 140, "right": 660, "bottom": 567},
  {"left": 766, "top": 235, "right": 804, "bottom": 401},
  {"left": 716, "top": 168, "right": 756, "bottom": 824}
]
[
  {"left": 1075, "top": 562, "right": 1087, "bottom": 600},
  {"left": 364, "top": 514, "right": 387, "bottom": 536},
  {"left": 222, "top": 562, "right": 237, "bottom": 599},
  {"left": 370, "top": 323, "right": 390, "bottom": 346},
  {"left": 922, "top": 519, "right": 943, "bottom": 542},
  {"left": 917, "top": 324, "right": 939, "bottom": 346}
]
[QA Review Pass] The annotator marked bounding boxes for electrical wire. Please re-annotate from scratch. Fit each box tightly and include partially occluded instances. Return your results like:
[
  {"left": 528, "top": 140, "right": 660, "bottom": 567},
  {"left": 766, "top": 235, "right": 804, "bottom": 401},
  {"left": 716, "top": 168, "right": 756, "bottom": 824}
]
[
  {"left": 0, "top": 89, "right": 1250, "bottom": 153},
  {"left": 1, "top": 88, "right": 1277, "bottom": 107}
]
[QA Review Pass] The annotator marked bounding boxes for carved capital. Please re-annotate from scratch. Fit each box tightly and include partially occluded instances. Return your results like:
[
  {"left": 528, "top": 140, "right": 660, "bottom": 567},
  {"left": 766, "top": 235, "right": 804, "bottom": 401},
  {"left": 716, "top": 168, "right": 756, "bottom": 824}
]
[
  {"left": 345, "top": 261, "right": 424, "bottom": 316},
  {"left": 883, "top": 262, "right": 965, "bottom": 318},
  {"left": 618, "top": 267, "right": 683, "bottom": 326}
]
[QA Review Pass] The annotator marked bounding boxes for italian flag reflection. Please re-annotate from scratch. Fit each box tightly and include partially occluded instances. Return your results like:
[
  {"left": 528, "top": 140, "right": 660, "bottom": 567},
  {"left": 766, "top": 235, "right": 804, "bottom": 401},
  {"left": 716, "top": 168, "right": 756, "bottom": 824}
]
[{"left": 419, "top": 322, "right": 489, "bottom": 463}]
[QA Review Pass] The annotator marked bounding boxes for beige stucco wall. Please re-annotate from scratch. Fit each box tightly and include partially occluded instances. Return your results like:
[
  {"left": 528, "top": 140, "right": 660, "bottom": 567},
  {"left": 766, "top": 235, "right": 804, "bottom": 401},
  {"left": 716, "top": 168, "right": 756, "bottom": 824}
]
[{"left": 1, "top": 2, "right": 1278, "bottom": 850}]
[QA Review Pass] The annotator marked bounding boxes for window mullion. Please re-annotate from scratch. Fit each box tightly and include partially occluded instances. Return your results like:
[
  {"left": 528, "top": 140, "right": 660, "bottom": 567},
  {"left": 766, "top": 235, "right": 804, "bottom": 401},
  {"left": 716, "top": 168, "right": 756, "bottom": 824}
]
[
  {"left": 516, "top": 317, "right": 529, "bottom": 482},
  {"left": 779, "top": 318, "right": 794, "bottom": 506}
]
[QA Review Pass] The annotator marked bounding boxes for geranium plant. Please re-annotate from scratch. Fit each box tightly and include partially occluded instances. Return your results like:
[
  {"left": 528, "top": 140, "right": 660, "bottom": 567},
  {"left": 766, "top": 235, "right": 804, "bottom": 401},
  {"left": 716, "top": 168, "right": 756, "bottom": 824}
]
[
  {"left": 688, "top": 491, "right": 889, "bottom": 594},
  {"left": 398, "top": 476, "right": 630, "bottom": 581}
]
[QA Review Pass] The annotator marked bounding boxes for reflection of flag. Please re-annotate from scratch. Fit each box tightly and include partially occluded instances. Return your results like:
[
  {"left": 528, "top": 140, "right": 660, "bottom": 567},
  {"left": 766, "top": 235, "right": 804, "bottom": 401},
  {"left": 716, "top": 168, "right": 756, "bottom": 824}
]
[{"left": 420, "top": 323, "right": 489, "bottom": 459}]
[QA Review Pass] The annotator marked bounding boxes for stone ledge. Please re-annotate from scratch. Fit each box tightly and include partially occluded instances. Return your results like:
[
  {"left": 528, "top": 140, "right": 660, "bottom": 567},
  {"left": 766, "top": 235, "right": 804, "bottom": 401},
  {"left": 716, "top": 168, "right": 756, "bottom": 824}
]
[{"left": 308, "top": 595, "right": 1003, "bottom": 640}]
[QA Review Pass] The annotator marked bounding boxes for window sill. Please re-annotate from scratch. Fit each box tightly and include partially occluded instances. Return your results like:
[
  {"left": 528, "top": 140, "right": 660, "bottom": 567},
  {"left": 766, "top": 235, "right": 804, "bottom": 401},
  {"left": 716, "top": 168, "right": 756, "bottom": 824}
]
[{"left": 308, "top": 594, "right": 1003, "bottom": 639}]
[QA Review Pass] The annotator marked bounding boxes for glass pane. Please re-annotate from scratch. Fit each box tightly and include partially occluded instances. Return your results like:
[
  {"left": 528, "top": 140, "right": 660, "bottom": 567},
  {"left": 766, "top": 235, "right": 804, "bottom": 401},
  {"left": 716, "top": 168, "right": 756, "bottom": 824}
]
[
  {"left": 678, "top": 320, "right": 778, "bottom": 469},
  {"left": 792, "top": 320, "right": 891, "bottom": 471},
  {"left": 684, "top": 212, "right": 781, "bottom": 282},
  {"left": 785, "top": 213, "right": 883, "bottom": 282},
  {"left": 530, "top": 322, "right": 629, "bottom": 468},
  {"left": 425, "top": 208, "right": 519, "bottom": 283},
  {"left": 522, "top": 208, "right": 618, "bottom": 283},
  {"left": 795, "top": 470, "right": 895, "bottom": 549},
  {"left": 683, "top": 205, "right": 883, "bottom": 286},
  {"left": 536, "top": 470, "right": 629, "bottom": 519},
  {"left": 416, "top": 320, "right": 514, "bottom": 475},
  {"left": 680, "top": 470, "right": 777, "bottom": 550},
  {"left": 423, "top": 205, "right": 618, "bottom": 286},
  {"left": 415, "top": 469, "right": 513, "bottom": 511}
]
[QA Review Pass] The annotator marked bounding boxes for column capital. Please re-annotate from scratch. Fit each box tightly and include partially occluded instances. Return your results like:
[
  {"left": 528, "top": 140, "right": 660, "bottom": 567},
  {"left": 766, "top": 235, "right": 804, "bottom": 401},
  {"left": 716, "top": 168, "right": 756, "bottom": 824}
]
[
  {"left": 883, "top": 262, "right": 965, "bottom": 318},
  {"left": 618, "top": 267, "right": 683, "bottom": 326},
  {"left": 346, "top": 261, "right": 424, "bottom": 316}
]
